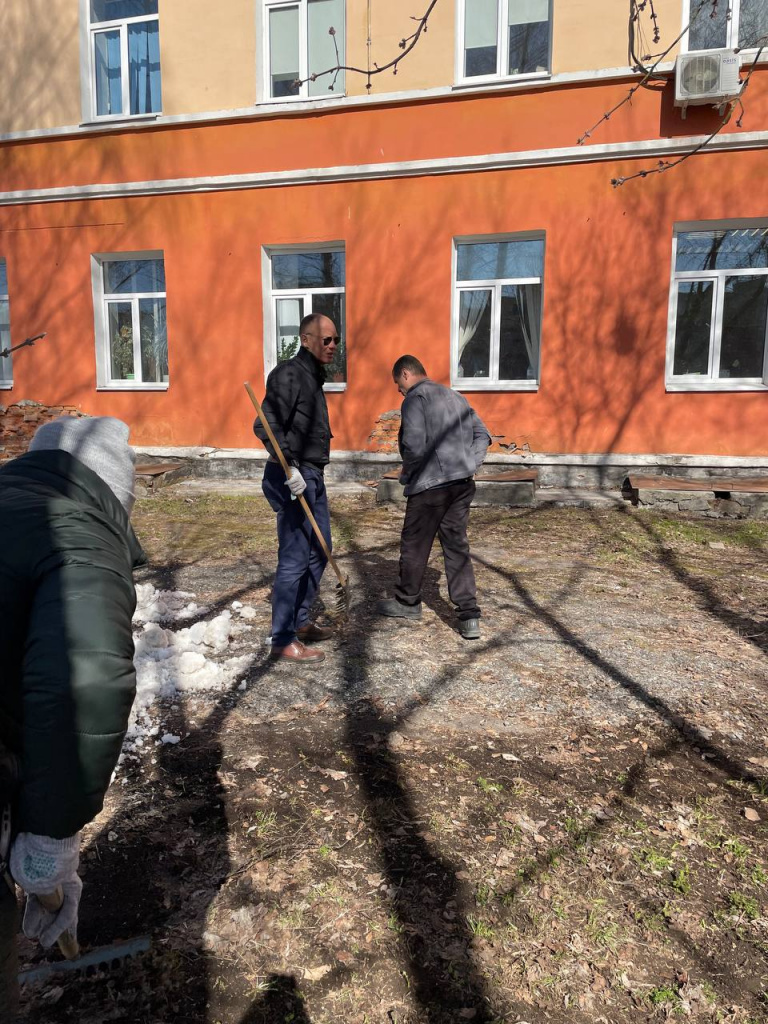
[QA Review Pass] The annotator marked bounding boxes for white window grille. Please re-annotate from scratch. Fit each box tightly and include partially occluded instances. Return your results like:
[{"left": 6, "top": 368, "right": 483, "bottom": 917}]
[
  {"left": 87, "top": 0, "right": 162, "bottom": 119},
  {"left": 666, "top": 225, "right": 768, "bottom": 390},
  {"left": 92, "top": 252, "right": 169, "bottom": 389},
  {"left": 452, "top": 235, "right": 545, "bottom": 390},
  {"left": 262, "top": 244, "right": 346, "bottom": 389},
  {"left": 263, "top": 0, "right": 345, "bottom": 101}
]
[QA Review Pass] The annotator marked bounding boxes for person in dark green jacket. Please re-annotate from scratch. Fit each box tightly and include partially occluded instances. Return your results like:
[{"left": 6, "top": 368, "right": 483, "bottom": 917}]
[{"left": 0, "top": 416, "right": 144, "bottom": 1016}]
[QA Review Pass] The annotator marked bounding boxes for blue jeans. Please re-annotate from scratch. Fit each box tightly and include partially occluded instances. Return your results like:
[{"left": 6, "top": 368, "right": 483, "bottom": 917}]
[{"left": 262, "top": 462, "right": 331, "bottom": 648}]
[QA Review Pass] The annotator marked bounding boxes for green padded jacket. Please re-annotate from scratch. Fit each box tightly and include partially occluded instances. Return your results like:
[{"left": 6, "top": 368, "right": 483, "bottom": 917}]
[{"left": 0, "top": 449, "right": 146, "bottom": 839}]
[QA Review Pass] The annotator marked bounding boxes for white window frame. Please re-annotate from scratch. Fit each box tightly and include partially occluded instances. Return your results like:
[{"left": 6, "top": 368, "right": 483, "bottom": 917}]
[
  {"left": 80, "top": 0, "right": 162, "bottom": 123},
  {"left": 455, "top": 0, "right": 552, "bottom": 87},
  {"left": 682, "top": 0, "right": 768, "bottom": 55},
  {"left": 665, "top": 221, "right": 768, "bottom": 392},
  {"left": 262, "top": 241, "right": 346, "bottom": 392},
  {"left": 0, "top": 260, "right": 12, "bottom": 388},
  {"left": 451, "top": 232, "right": 545, "bottom": 392},
  {"left": 92, "top": 250, "right": 169, "bottom": 390},
  {"left": 261, "top": 0, "right": 346, "bottom": 104}
]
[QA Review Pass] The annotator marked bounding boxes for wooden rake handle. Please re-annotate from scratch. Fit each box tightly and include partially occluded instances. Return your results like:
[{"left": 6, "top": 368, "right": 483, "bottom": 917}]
[
  {"left": 244, "top": 382, "right": 346, "bottom": 588},
  {"left": 38, "top": 888, "right": 80, "bottom": 960}
]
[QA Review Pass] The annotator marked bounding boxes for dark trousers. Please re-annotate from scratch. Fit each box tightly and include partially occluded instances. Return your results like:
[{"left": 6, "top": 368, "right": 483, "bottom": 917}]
[
  {"left": 0, "top": 879, "right": 18, "bottom": 1023},
  {"left": 262, "top": 462, "right": 331, "bottom": 648},
  {"left": 395, "top": 479, "right": 480, "bottom": 620}
]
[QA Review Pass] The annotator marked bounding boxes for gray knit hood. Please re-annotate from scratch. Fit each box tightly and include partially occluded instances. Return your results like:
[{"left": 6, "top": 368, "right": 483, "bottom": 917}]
[{"left": 29, "top": 416, "right": 136, "bottom": 514}]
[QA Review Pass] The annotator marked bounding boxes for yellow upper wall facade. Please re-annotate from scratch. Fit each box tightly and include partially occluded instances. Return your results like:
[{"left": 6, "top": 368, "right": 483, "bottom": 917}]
[
  {"left": 0, "top": 0, "right": 81, "bottom": 132},
  {"left": 0, "top": 1, "right": 691, "bottom": 135},
  {"left": 161, "top": 0, "right": 257, "bottom": 115}
]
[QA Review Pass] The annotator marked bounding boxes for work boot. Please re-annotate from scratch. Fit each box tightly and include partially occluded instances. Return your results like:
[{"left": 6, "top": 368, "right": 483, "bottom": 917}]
[
  {"left": 296, "top": 622, "right": 333, "bottom": 643},
  {"left": 458, "top": 618, "right": 481, "bottom": 640},
  {"left": 269, "top": 640, "right": 325, "bottom": 664},
  {"left": 376, "top": 599, "right": 422, "bottom": 619}
]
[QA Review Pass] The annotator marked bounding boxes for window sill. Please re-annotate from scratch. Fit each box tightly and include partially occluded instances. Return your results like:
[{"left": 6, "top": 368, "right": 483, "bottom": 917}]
[
  {"left": 80, "top": 113, "right": 161, "bottom": 128},
  {"left": 0, "top": 382, "right": 13, "bottom": 389},
  {"left": 96, "top": 382, "right": 169, "bottom": 391},
  {"left": 323, "top": 383, "right": 347, "bottom": 393},
  {"left": 261, "top": 93, "right": 346, "bottom": 107},
  {"left": 452, "top": 381, "right": 539, "bottom": 392},
  {"left": 665, "top": 380, "right": 768, "bottom": 393},
  {"left": 453, "top": 71, "right": 550, "bottom": 91}
]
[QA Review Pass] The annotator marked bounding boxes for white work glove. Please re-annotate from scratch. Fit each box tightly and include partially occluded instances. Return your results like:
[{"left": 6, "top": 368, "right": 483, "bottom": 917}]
[
  {"left": 10, "top": 832, "right": 82, "bottom": 948},
  {"left": 284, "top": 467, "right": 307, "bottom": 498}
]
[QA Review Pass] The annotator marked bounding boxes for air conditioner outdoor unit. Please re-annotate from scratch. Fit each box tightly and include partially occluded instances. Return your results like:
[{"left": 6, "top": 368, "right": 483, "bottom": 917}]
[{"left": 674, "top": 49, "right": 742, "bottom": 110}]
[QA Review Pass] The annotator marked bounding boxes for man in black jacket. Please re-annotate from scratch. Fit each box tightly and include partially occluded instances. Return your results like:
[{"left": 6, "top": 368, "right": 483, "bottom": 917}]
[
  {"left": 0, "top": 416, "right": 144, "bottom": 1016},
  {"left": 254, "top": 313, "right": 338, "bottom": 665}
]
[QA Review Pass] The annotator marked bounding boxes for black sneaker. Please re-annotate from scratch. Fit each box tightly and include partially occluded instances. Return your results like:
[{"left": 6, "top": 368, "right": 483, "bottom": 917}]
[
  {"left": 459, "top": 618, "right": 481, "bottom": 639},
  {"left": 376, "top": 598, "right": 422, "bottom": 619}
]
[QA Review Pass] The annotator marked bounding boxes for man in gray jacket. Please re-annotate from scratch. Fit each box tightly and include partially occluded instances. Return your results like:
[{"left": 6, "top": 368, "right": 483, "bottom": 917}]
[{"left": 376, "top": 355, "right": 490, "bottom": 639}]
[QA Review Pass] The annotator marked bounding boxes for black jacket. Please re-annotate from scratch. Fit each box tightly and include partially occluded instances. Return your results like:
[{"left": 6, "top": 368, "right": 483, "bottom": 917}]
[
  {"left": 0, "top": 450, "right": 146, "bottom": 839},
  {"left": 253, "top": 346, "right": 332, "bottom": 467}
]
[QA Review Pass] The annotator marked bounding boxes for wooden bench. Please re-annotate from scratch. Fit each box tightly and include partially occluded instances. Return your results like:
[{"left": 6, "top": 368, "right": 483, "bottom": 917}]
[
  {"left": 135, "top": 462, "right": 185, "bottom": 492},
  {"left": 623, "top": 474, "right": 768, "bottom": 517},
  {"left": 624, "top": 474, "right": 768, "bottom": 496},
  {"left": 378, "top": 468, "right": 539, "bottom": 505}
]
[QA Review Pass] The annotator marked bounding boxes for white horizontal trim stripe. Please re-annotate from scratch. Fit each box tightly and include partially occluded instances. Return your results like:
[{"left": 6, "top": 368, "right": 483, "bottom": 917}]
[
  {"left": 133, "top": 446, "right": 768, "bottom": 469},
  {"left": 2, "top": 130, "right": 768, "bottom": 207},
  {"left": 0, "top": 63, "right": 675, "bottom": 145}
]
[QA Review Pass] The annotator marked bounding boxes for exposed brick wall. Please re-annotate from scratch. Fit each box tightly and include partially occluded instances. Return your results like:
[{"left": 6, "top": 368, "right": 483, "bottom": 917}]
[
  {"left": 488, "top": 435, "right": 531, "bottom": 455},
  {"left": 0, "top": 401, "right": 88, "bottom": 462},
  {"left": 368, "top": 409, "right": 530, "bottom": 456},
  {"left": 367, "top": 410, "right": 401, "bottom": 453}
]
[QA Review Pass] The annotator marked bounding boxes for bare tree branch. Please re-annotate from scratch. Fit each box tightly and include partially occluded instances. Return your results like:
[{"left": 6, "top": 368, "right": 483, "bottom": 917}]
[
  {"left": 611, "top": 37, "right": 767, "bottom": 186},
  {"left": 577, "top": 0, "right": 716, "bottom": 147},
  {"left": 0, "top": 332, "right": 46, "bottom": 359},
  {"left": 294, "top": 0, "right": 440, "bottom": 94}
]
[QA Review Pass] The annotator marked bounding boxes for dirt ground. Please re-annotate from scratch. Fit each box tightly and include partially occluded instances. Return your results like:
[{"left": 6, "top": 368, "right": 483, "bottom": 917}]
[{"left": 16, "top": 490, "right": 768, "bottom": 1024}]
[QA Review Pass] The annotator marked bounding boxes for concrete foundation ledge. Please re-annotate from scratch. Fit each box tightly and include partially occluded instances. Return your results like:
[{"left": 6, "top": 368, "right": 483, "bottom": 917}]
[{"left": 132, "top": 447, "right": 768, "bottom": 490}]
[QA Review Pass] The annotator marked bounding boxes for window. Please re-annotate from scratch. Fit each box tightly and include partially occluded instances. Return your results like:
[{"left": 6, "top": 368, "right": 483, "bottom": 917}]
[
  {"left": 0, "top": 261, "right": 11, "bottom": 386},
  {"left": 264, "top": 0, "right": 345, "bottom": 100},
  {"left": 667, "top": 227, "right": 768, "bottom": 390},
  {"left": 459, "top": 0, "right": 551, "bottom": 83},
  {"left": 685, "top": 0, "right": 767, "bottom": 51},
  {"left": 452, "top": 236, "right": 544, "bottom": 389},
  {"left": 87, "top": 0, "right": 162, "bottom": 118},
  {"left": 93, "top": 253, "right": 168, "bottom": 388},
  {"left": 263, "top": 245, "right": 346, "bottom": 388}
]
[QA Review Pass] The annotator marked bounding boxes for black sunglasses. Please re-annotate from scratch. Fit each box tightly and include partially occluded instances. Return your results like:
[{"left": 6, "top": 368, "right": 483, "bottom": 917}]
[{"left": 303, "top": 333, "right": 340, "bottom": 346}]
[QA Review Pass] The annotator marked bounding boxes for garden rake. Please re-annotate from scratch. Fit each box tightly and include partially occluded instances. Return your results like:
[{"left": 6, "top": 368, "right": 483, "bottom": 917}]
[
  {"left": 244, "top": 382, "right": 350, "bottom": 618},
  {"left": 18, "top": 888, "right": 150, "bottom": 985}
]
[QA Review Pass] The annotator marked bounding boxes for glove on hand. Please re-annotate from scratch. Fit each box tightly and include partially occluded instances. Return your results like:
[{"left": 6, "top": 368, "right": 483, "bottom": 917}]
[
  {"left": 284, "top": 467, "right": 307, "bottom": 497},
  {"left": 10, "top": 832, "right": 82, "bottom": 948}
]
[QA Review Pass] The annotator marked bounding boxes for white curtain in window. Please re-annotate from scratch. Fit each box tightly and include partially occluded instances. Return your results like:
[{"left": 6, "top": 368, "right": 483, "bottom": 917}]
[
  {"left": 508, "top": 0, "right": 548, "bottom": 25},
  {"left": 128, "top": 21, "right": 161, "bottom": 115},
  {"left": 0, "top": 297, "right": 11, "bottom": 381},
  {"left": 518, "top": 284, "right": 540, "bottom": 373},
  {"left": 308, "top": 0, "right": 344, "bottom": 96},
  {"left": 466, "top": 0, "right": 498, "bottom": 48},
  {"left": 276, "top": 297, "right": 304, "bottom": 361},
  {"left": 270, "top": 5, "right": 300, "bottom": 84},
  {"left": 457, "top": 290, "right": 491, "bottom": 376}
]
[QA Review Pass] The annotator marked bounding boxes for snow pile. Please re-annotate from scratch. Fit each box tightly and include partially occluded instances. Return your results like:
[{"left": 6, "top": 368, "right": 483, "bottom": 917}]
[
  {"left": 134, "top": 583, "right": 208, "bottom": 623},
  {"left": 125, "top": 585, "right": 255, "bottom": 743}
]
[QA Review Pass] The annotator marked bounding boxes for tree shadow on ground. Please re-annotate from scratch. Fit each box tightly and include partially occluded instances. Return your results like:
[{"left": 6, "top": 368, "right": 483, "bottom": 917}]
[{"left": 335, "top": 520, "right": 515, "bottom": 1022}]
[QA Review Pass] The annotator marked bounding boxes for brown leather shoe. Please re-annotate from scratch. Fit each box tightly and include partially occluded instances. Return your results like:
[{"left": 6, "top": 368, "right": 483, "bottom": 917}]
[
  {"left": 269, "top": 640, "right": 325, "bottom": 664},
  {"left": 296, "top": 622, "right": 333, "bottom": 643}
]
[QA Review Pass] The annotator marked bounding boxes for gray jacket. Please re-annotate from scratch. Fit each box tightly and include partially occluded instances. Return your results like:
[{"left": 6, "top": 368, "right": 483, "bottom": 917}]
[{"left": 398, "top": 378, "right": 491, "bottom": 496}]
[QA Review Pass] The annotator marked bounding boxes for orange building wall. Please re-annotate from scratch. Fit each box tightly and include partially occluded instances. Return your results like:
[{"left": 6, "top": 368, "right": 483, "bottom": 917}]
[
  {"left": 1, "top": 157, "right": 766, "bottom": 458},
  {"left": 4, "top": 72, "right": 767, "bottom": 195}
]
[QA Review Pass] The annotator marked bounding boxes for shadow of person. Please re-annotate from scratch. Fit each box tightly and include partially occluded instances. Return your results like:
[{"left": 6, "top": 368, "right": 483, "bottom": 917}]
[
  {"left": 420, "top": 563, "right": 461, "bottom": 632},
  {"left": 238, "top": 973, "right": 313, "bottom": 1024}
]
